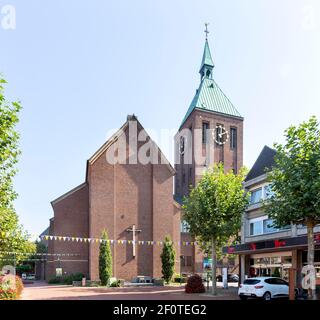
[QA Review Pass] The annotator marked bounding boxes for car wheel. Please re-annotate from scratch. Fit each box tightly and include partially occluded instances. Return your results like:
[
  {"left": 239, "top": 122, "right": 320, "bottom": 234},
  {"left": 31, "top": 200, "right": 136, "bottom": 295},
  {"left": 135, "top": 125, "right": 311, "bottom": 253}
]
[
  {"left": 239, "top": 295, "right": 248, "bottom": 301},
  {"left": 263, "top": 292, "right": 272, "bottom": 301}
]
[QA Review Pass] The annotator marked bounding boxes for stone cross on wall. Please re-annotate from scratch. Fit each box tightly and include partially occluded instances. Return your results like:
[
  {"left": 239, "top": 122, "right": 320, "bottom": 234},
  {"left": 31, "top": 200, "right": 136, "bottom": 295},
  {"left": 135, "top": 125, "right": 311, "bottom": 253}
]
[{"left": 126, "top": 225, "right": 141, "bottom": 258}]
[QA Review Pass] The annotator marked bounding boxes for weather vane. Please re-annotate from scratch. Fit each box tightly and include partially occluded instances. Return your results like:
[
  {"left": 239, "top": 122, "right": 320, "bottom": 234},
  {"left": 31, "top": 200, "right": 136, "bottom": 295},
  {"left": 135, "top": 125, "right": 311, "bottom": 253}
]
[{"left": 204, "top": 23, "right": 209, "bottom": 40}]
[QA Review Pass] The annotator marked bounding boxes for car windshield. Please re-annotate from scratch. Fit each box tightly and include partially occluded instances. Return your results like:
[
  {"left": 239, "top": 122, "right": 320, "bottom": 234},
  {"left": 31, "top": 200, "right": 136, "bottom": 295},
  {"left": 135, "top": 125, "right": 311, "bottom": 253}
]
[{"left": 243, "top": 279, "right": 261, "bottom": 285}]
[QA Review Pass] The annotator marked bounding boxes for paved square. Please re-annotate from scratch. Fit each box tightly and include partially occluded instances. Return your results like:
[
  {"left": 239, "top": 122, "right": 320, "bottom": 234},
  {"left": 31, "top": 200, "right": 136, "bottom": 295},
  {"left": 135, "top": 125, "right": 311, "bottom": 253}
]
[{"left": 22, "top": 281, "right": 239, "bottom": 300}]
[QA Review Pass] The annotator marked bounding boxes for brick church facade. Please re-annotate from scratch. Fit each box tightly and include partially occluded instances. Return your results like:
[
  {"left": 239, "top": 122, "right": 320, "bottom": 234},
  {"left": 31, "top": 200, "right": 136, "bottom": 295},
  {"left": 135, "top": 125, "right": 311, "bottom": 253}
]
[
  {"left": 47, "top": 117, "right": 181, "bottom": 281},
  {"left": 46, "top": 34, "right": 243, "bottom": 281}
]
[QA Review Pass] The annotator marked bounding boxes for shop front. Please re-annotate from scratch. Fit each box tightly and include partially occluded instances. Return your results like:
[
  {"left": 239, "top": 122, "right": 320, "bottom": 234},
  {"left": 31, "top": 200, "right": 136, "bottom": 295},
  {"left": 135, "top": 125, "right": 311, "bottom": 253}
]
[
  {"left": 248, "top": 251, "right": 293, "bottom": 281},
  {"left": 223, "top": 233, "right": 320, "bottom": 285}
]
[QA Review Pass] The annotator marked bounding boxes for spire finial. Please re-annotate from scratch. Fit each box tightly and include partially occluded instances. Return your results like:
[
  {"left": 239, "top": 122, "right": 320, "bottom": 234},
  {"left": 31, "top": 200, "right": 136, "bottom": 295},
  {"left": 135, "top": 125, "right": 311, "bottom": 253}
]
[{"left": 204, "top": 23, "right": 209, "bottom": 40}]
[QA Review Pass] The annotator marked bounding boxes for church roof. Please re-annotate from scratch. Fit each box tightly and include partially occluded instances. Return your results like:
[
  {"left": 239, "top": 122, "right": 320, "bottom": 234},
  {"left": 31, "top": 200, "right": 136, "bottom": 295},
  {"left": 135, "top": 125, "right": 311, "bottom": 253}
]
[
  {"left": 245, "top": 146, "right": 277, "bottom": 182},
  {"left": 180, "top": 38, "right": 242, "bottom": 127},
  {"left": 51, "top": 182, "right": 87, "bottom": 206},
  {"left": 87, "top": 115, "right": 175, "bottom": 176},
  {"left": 181, "top": 77, "right": 242, "bottom": 126}
]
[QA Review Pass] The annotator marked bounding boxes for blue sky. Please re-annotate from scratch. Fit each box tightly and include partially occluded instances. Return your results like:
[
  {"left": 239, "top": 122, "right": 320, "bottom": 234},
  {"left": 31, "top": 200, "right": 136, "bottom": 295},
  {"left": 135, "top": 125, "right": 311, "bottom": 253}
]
[{"left": 1, "top": 0, "right": 320, "bottom": 237}]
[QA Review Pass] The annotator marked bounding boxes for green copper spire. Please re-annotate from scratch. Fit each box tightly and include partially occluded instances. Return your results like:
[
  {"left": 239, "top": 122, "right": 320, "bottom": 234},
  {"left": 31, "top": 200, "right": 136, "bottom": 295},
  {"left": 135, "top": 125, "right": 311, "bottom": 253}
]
[
  {"left": 199, "top": 40, "right": 214, "bottom": 73},
  {"left": 179, "top": 25, "right": 242, "bottom": 127},
  {"left": 199, "top": 23, "right": 214, "bottom": 79}
]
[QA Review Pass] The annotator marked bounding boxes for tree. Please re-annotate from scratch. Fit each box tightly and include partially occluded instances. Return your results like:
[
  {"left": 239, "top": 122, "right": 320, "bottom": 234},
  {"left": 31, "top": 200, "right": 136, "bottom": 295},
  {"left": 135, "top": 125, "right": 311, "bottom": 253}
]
[
  {"left": 0, "top": 77, "right": 35, "bottom": 264},
  {"left": 161, "top": 236, "right": 176, "bottom": 284},
  {"left": 265, "top": 116, "right": 320, "bottom": 299},
  {"left": 0, "top": 77, "right": 20, "bottom": 207},
  {"left": 99, "top": 230, "right": 112, "bottom": 286},
  {"left": 183, "top": 164, "right": 249, "bottom": 295}
]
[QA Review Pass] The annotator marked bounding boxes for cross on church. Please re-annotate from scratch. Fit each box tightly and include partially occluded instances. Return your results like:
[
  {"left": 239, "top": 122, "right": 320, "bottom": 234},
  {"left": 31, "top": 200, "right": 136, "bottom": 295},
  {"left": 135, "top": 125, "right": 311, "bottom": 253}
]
[
  {"left": 126, "top": 225, "right": 141, "bottom": 258},
  {"left": 204, "top": 23, "right": 209, "bottom": 40}
]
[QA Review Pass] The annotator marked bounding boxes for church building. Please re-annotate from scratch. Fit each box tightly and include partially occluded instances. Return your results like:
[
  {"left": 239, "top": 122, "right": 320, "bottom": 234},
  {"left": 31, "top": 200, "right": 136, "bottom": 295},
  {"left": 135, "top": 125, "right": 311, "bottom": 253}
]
[
  {"left": 47, "top": 115, "right": 181, "bottom": 281},
  {"left": 46, "top": 30, "right": 243, "bottom": 281},
  {"left": 174, "top": 30, "right": 243, "bottom": 274}
]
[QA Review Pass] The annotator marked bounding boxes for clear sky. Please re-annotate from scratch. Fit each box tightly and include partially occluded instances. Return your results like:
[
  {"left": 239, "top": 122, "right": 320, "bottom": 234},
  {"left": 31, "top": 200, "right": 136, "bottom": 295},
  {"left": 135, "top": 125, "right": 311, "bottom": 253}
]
[{"left": 1, "top": 0, "right": 320, "bottom": 237}]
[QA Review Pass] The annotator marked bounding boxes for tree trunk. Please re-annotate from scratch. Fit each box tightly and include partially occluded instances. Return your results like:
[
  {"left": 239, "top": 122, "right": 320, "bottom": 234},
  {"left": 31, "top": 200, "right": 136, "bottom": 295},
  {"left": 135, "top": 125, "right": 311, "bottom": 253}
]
[
  {"left": 306, "top": 221, "right": 316, "bottom": 300},
  {"left": 211, "top": 238, "right": 217, "bottom": 295}
]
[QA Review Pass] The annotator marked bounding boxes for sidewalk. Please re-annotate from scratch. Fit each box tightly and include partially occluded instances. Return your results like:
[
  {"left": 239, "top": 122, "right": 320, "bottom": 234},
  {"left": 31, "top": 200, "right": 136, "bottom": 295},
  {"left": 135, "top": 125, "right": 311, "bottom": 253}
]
[{"left": 22, "top": 281, "right": 239, "bottom": 300}]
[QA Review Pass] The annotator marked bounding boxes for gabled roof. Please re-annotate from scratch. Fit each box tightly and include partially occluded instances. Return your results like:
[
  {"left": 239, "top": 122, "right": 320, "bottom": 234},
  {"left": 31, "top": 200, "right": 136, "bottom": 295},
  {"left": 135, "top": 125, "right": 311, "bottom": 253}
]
[
  {"left": 51, "top": 182, "right": 87, "bottom": 206},
  {"left": 245, "top": 146, "right": 277, "bottom": 182},
  {"left": 180, "top": 77, "right": 243, "bottom": 126},
  {"left": 86, "top": 115, "right": 175, "bottom": 178}
]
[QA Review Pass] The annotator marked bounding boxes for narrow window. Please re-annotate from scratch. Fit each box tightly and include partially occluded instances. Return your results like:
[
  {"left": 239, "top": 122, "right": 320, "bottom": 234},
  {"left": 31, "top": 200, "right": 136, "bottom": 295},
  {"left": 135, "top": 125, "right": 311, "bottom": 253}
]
[
  {"left": 230, "top": 127, "right": 237, "bottom": 149},
  {"left": 180, "top": 136, "right": 185, "bottom": 154},
  {"left": 202, "top": 122, "right": 209, "bottom": 144}
]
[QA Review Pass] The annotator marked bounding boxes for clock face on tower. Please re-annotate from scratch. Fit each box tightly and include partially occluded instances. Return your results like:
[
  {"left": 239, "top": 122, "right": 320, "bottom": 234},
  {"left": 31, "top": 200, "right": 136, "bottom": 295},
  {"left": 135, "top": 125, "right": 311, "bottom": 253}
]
[{"left": 214, "top": 125, "right": 229, "bottom": 145}]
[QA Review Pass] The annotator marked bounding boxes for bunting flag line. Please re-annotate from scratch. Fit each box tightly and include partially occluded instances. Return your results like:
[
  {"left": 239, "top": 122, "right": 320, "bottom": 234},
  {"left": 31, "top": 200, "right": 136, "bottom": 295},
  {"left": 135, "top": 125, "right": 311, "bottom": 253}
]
[
  {"left": 0, "top": 251, "right": 80, "bottom": 257},
  {"left": 39, "top": 235, "right": 208, "bottom": 247},
  {"left": 0, "top": 258, "right": 46, "bottom": 262}
]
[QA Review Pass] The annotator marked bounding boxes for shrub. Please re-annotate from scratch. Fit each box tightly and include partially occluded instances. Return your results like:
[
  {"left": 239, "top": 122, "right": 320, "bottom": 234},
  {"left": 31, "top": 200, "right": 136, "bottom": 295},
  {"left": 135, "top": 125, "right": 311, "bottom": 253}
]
[
  {"left": 110, "top": 280, "right": 121, "bottom": 287},
  {"left": 48, "top": 273, "right": 84, "bottom": 285},
  {"left": 14, "top": 276, "right": 24, "bottom": 298},
  {"left": 185, "top": 274, "right": 205, "bottom": 294},
  {"left": 16, "top": 264, "right": 32, "bottom": 274},
  {"left": 0, "top": 275, "right": 24, "bottom": 300},
  {"left": 161, "top": 236, "right": 176, "bottom": 284},
  {"left": 62, "top": 273, "right": 84, "bottom": 285},
  {"left": 48, "top": 277, "right": 62, "bottom": 284},
  {"left": 99, "top": 230, "right": 113, "bottom": 286},
  {"left": 173, "top": 274, "right": 187, "bottom": 283}
]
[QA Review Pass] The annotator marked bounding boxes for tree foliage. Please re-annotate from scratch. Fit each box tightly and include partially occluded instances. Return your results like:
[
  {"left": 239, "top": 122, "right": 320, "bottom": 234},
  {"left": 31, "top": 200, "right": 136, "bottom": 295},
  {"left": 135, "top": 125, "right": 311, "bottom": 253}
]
[
  {"left": 0, "top": 78, "right": 21, "bottom": 206},
  {"left": 266, "top": 116, "right": 320, "bottom": 227},
  {"left": 265, "top": 116, "right": 320, "bottom": 299},
  {"left": 161, "top": 235, "right": 175, "bottom": 284},
  {"left": 0, "top": 77, "right": 35, "bottom": 263},
  {"left": 99, "top": 230, "right": 113, "bottom": 286},
  {"left": 183, "top": 164, "right": 249, "bottom": 294}
]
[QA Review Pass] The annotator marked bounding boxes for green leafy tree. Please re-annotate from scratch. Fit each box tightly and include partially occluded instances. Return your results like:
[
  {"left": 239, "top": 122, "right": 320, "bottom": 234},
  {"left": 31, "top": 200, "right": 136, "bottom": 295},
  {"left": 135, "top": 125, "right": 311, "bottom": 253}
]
[
  {"left": 99, "top": 230, "right": 113, "bottom": 286},
  {"left": 183, "top": 164, "right": 249, "bottom": 295},
  {"left": 0, "top": 77, "right": 35, "bottom": 264},
  {"left": 265, "top": 116, "right": 320, "bottom": 299},
  {"left": 161, "top": 236, "right": 176, "bottom": 284}
]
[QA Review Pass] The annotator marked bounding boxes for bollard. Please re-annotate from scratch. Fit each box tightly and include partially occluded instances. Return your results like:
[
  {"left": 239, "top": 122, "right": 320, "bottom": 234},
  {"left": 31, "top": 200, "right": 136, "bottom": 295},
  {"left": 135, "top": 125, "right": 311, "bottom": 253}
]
[
  {"left": 289, "top": 268, "right": 296, "bottom": 300},
  {"left": 82, "top": 277, "right": 86, "bottom": 287}
]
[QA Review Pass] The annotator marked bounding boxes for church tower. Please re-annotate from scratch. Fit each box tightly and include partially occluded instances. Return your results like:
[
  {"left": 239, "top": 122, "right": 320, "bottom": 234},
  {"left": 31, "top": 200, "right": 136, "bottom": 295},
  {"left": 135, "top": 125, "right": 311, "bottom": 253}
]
[
  {"left": 175, "top": 26, "right": 244, "bottom": 274},
  {"left": 175, "top": 27, "right": 243, "bottom": 200}
]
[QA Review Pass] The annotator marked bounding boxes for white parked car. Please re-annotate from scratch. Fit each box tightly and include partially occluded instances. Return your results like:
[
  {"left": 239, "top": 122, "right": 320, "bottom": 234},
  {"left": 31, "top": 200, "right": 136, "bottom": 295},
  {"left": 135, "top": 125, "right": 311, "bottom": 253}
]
[{"left": 238, "top": 277, "right": 289, "bottom": 300}]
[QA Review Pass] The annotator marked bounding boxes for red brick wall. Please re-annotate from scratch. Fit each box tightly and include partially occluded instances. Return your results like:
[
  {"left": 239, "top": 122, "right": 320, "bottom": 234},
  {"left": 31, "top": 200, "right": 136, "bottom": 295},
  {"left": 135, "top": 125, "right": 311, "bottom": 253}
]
[
  {"left": 175, "top": 109, "right": 244, "bottom": 274},
  {"left": 88, "top": 121, "right": 179, "bottom": 281},
  {"left": 47, "top": 184, "right": 89, "bottom": 279},
  {"left": 175, "top": 109, "right": 243, "bottom": 197},
  {"left": 48, "top": 119, "right": 180, "bottom": 282},
  {"left": 46, "top": 218, "right": 55, "bottom": 279},
  {"left": 88, "top": 149, "right": 115, "bottom": 281}
]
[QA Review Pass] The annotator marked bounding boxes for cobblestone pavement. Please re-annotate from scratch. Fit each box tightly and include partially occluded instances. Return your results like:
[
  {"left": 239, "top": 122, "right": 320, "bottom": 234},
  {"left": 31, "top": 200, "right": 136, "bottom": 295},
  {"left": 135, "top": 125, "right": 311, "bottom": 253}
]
[{"left": 22, "top": 281, "right": 239, "bottom": 300}]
